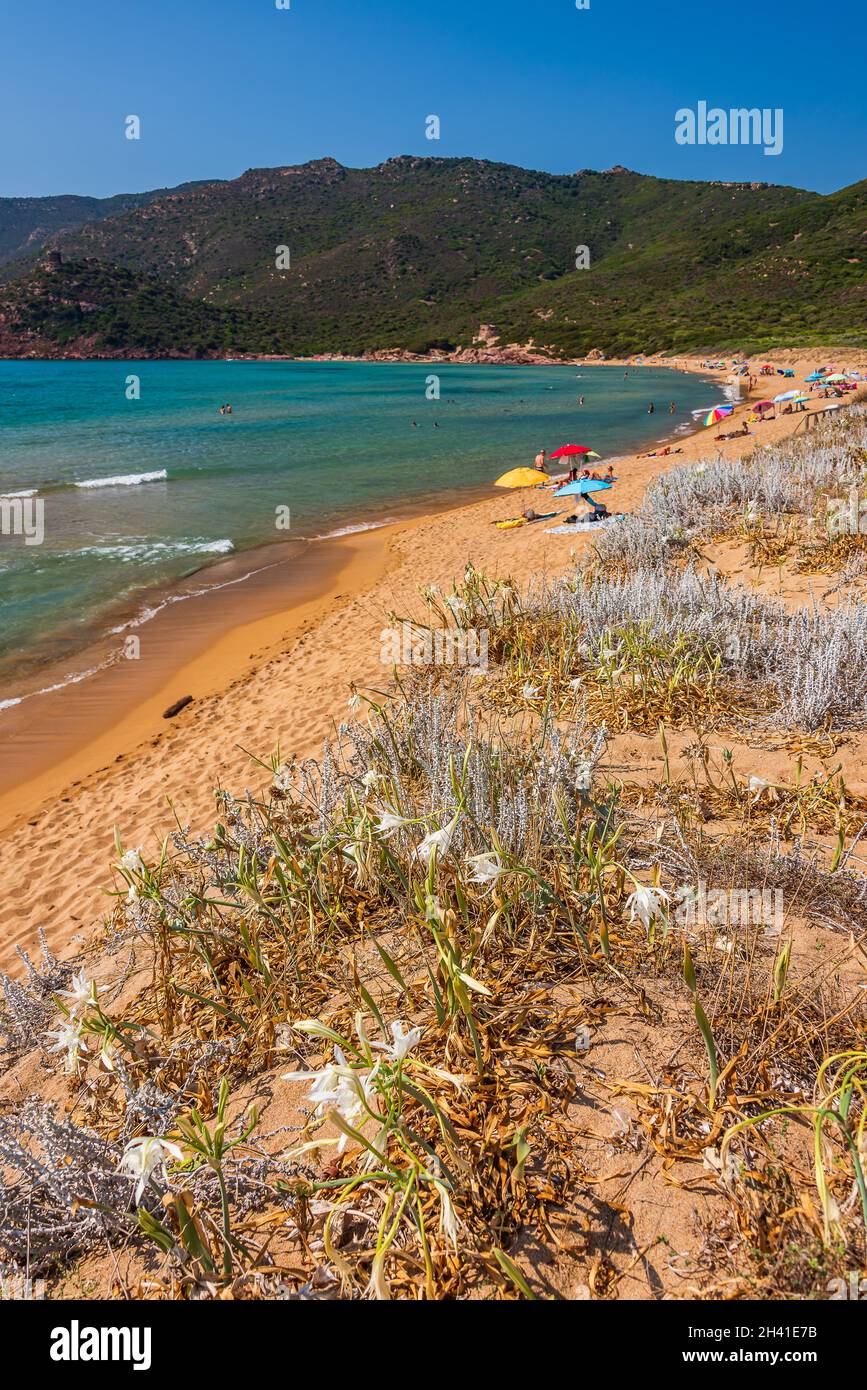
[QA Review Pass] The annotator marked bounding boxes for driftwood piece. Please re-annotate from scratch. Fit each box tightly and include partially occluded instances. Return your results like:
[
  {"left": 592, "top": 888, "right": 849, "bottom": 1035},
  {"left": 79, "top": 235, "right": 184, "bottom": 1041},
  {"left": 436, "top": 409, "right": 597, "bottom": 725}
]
[{"left": 162, "top": 695, "right": 193, "bottom": 719}]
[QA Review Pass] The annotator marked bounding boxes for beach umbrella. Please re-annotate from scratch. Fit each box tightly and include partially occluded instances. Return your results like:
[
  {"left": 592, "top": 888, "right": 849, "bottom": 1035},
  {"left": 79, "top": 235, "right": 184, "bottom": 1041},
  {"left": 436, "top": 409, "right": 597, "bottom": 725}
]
[
  {"left": 554, "top": 479, "right": 614, "bottom": 497},
  {"left": 824, "top": 374, "right": 849, "bottom": 384},
  {"left": 494, "top": 467, "right": 549, "bottom": 489},
  {"left": 704, "top": 406, "right": 734, "bottom": 427},
  {"left": 548, "top": 444, "right": 600, "bottom": 461},
  {"left": 773, "top": 390, "right": 800, "bottom": 403},
  {"left": 804, "top": 372, "right": 826, "bottom": 382},
  {"left": 754, "top": 400, "right": 775, "bottom": 412}
]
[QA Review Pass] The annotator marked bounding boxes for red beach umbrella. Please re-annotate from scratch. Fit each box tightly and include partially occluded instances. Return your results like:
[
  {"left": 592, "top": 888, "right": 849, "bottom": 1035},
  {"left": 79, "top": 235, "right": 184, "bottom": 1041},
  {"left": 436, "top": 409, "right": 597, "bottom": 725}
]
[{"left": 548, "top": 444, "right": 599, "bottom": 460}]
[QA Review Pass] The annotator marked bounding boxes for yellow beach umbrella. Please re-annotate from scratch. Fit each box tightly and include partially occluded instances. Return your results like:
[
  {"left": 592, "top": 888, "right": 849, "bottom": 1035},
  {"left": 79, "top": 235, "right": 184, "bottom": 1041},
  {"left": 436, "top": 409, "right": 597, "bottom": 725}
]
[{"left": 494, "top": 467, "right": 549, "bottom": 488}]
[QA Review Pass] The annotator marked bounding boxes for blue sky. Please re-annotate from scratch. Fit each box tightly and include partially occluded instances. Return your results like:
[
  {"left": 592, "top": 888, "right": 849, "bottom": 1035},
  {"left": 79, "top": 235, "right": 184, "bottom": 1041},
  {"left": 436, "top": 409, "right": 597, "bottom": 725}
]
[{"left": 1, "top": 0, "right": 862, "bottom": 197}]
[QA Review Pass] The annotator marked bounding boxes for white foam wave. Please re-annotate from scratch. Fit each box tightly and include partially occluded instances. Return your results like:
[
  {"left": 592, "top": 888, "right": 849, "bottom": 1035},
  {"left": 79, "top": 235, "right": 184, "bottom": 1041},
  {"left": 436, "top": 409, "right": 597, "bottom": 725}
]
[
  {"left": 72, "top": 539, "right": 234, "bottom": 562},
  {"left": 0, "top": 660, "right": 111, "bottom": 716},
  {"left": 314, "top": 519, "right": 395, "bottom": 539},
  {"left": 107, "top": 555, "right": 279, "bottom": 636},
  {"left": 74, "top": 469, "right": 168, "bottom": 489}
]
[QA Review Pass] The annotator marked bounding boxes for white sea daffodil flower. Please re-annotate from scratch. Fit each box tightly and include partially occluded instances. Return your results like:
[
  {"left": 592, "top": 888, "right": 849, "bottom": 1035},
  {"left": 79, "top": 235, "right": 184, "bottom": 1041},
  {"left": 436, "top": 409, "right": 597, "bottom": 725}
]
[
  {"left": 119, "top": 848, "right": 144, "bottom": 874},
  {"left": 47, "top": 1018, "right": 88, "bottom": 1072},
  {"left": 522, "top": 681, "right": 540, "bottom": 700},
  {"left": 748, "top": 775, "right": 770, "bottom": 795},
  {"left": 574, "top": 761, "right": 593, "bottom": 792},
  {"left": 361, "top": 769, "right": 380, "bottom": 790},
  {"left": 430, "top": 1157, "right": 460, "bottom": 1249},
  {"left": 465, "top": 852, "right": 503, "bottom": 885},
  {"left": 371, "top": 1021, "right": 423, "bottom": 1063},
  {"left": 118, "top": 1136, "right": 185, "bottom": 1204},
  {"left": 445, "top": 595, "right": 467, "bottom": 615},
  {"left": 347, "top": 693, "right": 361, "bottom": 712},
  {"left": 417, "top": 813, "right": 460, "bottom": 865},
  {"left": 273, "top": 764, "right": 293, "bottom": 793},
  {"left": 57, "top": 968, "right": 104, "bottom": 1014},
  {"left": 376, "top": 809, "right": 413, "bottom": 836},
  {"left": 283, "top": 1047, "right": 382, "bottom": 1152},
  {"left": 626, "top": 882, "right": 670, "bottom": 931}
]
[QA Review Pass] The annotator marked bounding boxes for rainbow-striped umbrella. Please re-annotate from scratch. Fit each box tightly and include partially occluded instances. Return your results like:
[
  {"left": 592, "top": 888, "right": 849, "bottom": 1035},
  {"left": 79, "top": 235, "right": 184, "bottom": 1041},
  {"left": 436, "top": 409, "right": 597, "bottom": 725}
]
[{"left": 704, "top": 405, "right": 734, "bottom": 427}]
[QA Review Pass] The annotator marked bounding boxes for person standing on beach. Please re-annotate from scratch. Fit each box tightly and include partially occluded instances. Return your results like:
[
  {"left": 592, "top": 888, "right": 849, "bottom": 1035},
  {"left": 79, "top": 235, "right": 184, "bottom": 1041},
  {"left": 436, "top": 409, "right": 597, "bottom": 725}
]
[{"left": 534, "top": 447, "right": 546, "bottom": 472}]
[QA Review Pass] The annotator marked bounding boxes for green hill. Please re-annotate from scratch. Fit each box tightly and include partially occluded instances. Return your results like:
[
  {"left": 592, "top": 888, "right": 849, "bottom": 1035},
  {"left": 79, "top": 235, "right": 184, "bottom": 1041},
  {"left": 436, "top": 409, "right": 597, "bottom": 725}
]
[
  {"left": 495, "top": 177, "right": 867, "bottom": 355},
  {"left": 0, "top": 158, "right": 863, "bottom": 358},
  {"left": 0, "top": 181, "right": 221, "bottom": 275},
  {"left": 0, "top": 257, "right": 240, "bottom": 358}
]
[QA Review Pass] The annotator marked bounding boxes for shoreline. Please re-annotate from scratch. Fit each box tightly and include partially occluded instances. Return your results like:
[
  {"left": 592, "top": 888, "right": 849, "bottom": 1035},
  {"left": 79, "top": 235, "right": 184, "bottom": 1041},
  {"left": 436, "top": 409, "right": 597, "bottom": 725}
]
[
  {"left": 1, "top": 346, "right": 863, "bottom": 971},
  {"left": 0, "top": 358, "right": 727, "bottom": 779},
  {"left": 0, "top": 357, "right": 721, "bottom": 700}
]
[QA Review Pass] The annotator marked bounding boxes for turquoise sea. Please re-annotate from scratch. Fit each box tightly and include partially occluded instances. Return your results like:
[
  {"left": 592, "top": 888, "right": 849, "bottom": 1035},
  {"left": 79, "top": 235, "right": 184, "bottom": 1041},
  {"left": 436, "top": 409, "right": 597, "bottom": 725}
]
[{"left": 0, "top": 360, "right": 725, "bottom": 696}]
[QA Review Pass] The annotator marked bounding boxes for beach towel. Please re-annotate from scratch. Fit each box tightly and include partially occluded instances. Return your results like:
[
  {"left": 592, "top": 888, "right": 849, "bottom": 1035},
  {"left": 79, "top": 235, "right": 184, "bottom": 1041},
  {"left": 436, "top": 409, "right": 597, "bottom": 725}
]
[
  {"left": 494, "top": 511, "right": 558, "bottom": 530},
  {"left": 543, "top": 515, "right": 625, "bottom": 535}
]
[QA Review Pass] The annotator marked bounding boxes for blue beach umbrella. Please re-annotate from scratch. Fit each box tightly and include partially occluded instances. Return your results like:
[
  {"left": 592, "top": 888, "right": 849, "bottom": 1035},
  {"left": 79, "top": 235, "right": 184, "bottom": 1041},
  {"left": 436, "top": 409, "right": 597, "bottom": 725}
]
[
  {"left": 555, "top": 478, "right": 614, "bottom": 497},
  {"left": 804, "top": 372, "right": 826, "bottom": 382}
]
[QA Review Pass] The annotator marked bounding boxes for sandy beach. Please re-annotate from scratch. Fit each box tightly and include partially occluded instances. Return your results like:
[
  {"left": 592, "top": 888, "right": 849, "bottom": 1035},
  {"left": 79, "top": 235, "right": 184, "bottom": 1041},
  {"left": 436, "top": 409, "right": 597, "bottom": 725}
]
[{"left": 1, "top": 347, "right": 865, "bottom": 975}]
